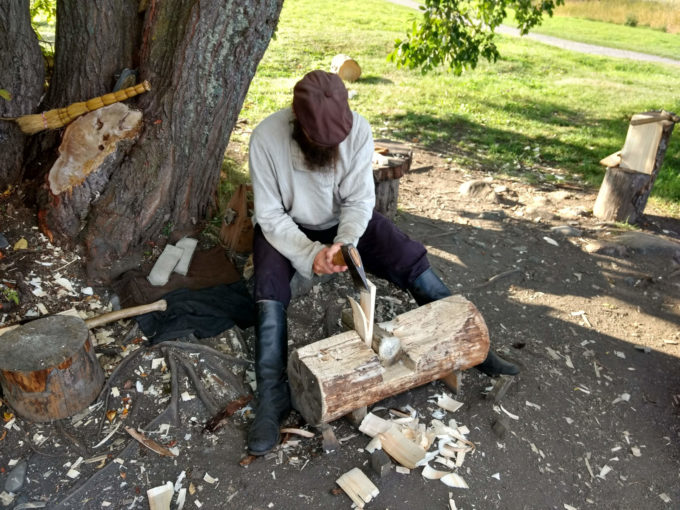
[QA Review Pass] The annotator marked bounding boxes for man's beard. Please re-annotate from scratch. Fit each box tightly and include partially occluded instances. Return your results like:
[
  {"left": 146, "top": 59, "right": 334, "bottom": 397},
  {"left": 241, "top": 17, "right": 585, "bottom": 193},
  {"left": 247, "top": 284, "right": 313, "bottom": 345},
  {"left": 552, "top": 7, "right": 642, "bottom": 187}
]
[{"left": 292, "top": 119, "right": 339, "bottom": 171}]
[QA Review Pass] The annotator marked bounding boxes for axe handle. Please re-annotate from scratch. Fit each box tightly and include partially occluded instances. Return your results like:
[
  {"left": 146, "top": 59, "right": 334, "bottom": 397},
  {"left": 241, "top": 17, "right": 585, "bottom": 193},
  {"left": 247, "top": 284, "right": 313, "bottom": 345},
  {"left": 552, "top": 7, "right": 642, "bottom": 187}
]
[
  {"left": 84, "top": 299, "right": 167, "bottom": 329},
  {"left": 331, "top": 250, "right": 346, "bottom": 266}
]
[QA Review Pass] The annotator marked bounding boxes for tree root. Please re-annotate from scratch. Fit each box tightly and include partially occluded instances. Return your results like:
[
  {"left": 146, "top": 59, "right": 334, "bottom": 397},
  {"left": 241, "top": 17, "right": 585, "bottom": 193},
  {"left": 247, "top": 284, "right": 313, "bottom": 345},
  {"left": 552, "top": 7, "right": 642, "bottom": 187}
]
[
  {"left": 95, "top": 345, "right": 148, "bottom": 438},
  {"left": 53, "top": 338, "right": 249, "bottom": 508},
  {"left": 171, "top": 351, "right": 219, "bottom": 417}
]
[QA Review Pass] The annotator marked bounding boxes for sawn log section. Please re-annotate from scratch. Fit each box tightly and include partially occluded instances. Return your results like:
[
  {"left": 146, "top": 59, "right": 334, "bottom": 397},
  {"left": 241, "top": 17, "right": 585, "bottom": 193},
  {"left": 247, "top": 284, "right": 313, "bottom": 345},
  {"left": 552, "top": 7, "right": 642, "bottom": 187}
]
[
  {"left": 0, "top": 316, "right": 104, "bottom": 422},
  {"left": 288, "top": 295, "right": 489, "bottom": 425}
]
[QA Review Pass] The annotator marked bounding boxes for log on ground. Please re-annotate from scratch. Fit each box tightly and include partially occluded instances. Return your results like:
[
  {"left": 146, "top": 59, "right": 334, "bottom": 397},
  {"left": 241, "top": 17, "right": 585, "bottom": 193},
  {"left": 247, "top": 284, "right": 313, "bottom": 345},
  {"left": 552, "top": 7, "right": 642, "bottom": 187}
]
[{"left": 288, "top": 295, "right": 489, "bottom": 425}]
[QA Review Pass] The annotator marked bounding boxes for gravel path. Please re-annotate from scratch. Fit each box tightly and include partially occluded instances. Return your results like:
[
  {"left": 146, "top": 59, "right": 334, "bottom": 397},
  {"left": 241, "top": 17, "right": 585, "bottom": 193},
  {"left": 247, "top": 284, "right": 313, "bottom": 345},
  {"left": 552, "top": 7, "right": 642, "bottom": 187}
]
[{"left": 386, "top": 0, "right": 680, "bottom": 67}]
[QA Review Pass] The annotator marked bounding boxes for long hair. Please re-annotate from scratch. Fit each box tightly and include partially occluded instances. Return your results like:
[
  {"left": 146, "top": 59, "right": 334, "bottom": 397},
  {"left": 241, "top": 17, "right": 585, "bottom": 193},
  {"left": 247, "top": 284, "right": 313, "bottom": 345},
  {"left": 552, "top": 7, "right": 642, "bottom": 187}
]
[{"left": 292, "top": 119, "right": 339, "bottom": 171}]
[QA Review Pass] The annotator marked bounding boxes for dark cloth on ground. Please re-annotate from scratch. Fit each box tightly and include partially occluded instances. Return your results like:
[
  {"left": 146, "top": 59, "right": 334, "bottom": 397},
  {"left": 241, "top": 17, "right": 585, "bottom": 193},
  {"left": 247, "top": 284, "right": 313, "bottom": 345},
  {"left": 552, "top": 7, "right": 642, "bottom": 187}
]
[
  {"left": 111, "top": 246, "right": 241, "bottom": 308},
  {"left": 254, "top": 210, "right": 429, "bottom": 305},
  {"left": 136, "top": 282, "right": 255, "bottom": 344}
]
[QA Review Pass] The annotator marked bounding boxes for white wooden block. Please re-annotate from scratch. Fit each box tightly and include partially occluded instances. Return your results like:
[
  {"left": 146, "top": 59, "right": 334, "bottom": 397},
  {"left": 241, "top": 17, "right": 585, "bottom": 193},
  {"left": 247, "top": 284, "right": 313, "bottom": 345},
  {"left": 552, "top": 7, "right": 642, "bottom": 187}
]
[
  {"left": 174, "top": 237, "right": 198, "bottom": 276},
  {"left": 147, "top": 245, "right": 183, "bottom": 286}
]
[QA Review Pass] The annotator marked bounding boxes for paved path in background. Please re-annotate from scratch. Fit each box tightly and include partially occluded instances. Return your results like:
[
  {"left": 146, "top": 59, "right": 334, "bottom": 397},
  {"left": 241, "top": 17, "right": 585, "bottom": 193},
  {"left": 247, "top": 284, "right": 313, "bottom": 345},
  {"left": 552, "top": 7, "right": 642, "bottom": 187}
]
[{"left": 386, "top": 0, "right": 680, "bottom": 67}]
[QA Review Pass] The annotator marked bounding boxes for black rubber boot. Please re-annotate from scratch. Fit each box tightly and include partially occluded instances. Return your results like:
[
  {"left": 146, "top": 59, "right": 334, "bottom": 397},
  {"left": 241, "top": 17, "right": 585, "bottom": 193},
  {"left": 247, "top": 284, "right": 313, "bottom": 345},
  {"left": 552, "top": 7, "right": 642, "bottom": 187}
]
[
  {"left": 408, "top": 268, "right": 519, "bottom": 377},
  {"left": 408, "top": 268, "right": 452, "bottom": 306},
  {"left": 475, "top": 350, "right": 520, "bottom": 377},
  {"left": 247, "top": 300, "right": 291, "bottom": 456}
]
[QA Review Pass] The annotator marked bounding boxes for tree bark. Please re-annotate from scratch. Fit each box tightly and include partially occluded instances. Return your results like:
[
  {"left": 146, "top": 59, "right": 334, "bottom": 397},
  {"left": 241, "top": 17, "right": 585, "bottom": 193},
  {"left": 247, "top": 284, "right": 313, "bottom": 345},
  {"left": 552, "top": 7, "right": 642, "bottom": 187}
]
[
  {"left": 0, "top": 0, "right": 44, "bottom": 189},
  {"left": 13, "top": 0, "right": 282, "bottom": 282}
]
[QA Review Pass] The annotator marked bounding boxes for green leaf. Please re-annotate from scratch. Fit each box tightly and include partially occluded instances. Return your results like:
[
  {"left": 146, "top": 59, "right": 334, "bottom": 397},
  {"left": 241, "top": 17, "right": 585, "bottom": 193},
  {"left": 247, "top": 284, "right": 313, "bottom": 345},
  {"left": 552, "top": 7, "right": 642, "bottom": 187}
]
[{"left": 0, "top": 89, "right": 11, "bottom": 101}]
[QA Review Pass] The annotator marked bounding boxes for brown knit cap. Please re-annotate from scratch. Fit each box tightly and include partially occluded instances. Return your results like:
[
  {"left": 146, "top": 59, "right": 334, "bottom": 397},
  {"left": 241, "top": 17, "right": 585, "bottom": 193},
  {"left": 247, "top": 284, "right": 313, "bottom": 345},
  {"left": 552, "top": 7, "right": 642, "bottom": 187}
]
[{"left": 293, "top": 70, "right": 353, "bottom": 147}]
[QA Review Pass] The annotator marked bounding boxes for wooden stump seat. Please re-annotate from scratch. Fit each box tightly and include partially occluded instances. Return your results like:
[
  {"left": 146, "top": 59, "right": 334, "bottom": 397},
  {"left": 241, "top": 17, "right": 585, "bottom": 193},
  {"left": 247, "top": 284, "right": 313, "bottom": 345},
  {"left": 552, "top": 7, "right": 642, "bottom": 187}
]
[{"left": 0, "top": 315, "right": 104, "bottom": 422}]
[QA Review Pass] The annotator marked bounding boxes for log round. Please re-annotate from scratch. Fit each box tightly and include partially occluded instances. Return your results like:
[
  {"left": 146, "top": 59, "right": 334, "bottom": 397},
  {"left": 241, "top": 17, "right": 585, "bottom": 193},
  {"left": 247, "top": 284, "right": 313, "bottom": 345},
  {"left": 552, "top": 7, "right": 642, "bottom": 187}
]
[
  {"left": 288, "top": 295, "right": 489, "bottom": 425},
  {"left": 330, "top": 54, "right": 361, "bottom": 82},
  {"left": 593, "top": 167, "right": 651, "bottom": 223},
  {"left": 0, "top": 315, "right": 104, "bottom": 422}
]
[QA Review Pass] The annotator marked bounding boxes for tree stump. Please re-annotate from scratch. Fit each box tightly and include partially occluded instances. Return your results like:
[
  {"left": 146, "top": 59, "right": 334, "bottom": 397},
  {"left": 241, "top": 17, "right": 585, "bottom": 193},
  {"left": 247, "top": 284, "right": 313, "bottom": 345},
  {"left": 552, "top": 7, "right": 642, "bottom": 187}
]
[
  {"left": 0, "top": 315, "right": 104, "bottom": 422},
  {"left": 594, "top": 111, "right": 677, "bottom": 223},
  {"left": 373, "top": 140, "right": 412, "bottom": 220},
  {"left": 288, "top": 295, "right": 489, "bottom": 426}
]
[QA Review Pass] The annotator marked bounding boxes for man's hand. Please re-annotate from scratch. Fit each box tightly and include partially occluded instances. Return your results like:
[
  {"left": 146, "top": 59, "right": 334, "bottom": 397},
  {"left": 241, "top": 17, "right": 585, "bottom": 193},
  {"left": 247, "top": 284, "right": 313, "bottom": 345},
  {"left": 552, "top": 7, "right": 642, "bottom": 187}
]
[{"left": 313, "top": 243, "right": 348, "bottom": 275}]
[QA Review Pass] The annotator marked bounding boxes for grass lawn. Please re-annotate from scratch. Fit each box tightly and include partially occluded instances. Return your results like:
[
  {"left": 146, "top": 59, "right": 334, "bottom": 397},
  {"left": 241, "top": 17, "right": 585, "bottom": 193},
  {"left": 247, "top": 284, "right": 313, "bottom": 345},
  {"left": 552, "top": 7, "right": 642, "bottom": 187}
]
[
  {"left": 235, "top": 0, "right": 680, "bottom": 210},
  {"left": 526, "top": 14, "right": 680, "bottom": 60}
]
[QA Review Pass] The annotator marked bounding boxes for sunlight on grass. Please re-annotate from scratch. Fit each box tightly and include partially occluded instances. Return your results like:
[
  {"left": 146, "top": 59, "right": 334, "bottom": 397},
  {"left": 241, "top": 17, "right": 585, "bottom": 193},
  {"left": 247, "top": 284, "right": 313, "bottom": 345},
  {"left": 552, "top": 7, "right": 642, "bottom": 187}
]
[
  {"left": 556, "top": 0, "right": 680, "bottom": 34},
  {"left": 234, "top": 0, "right": 680, "bottom": 211},
  {"left": 527, "top": 11, "right": 680, "bottom": 59}
]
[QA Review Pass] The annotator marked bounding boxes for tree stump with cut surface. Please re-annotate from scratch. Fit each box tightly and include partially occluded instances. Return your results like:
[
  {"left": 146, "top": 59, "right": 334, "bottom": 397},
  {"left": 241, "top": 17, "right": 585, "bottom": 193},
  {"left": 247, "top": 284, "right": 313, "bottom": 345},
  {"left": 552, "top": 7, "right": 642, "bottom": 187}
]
[
  {"left": 373, "top": 140, "right": 412, "bottom": 219},
  {"left": 0, "top": 315, "right": 104, "bottom": 422},
  {"left": 594, "top": 111, "right": 677, "bottom": 223}
]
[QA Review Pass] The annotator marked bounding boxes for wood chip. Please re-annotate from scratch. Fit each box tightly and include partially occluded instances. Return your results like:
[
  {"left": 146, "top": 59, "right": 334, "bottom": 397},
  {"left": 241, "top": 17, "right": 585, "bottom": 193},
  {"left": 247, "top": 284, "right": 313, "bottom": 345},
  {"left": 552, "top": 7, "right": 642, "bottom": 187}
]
[
  {"left": 125, "top": 427, "right": 177, "bottom": 457},
  {"left": 147, "top": 481, "right": 173, "bottom": 510},
  {"left": 597, "top": 465, "right": 612, "bottom": 479},
  {"left": 359, "top": 413, "right": 391, "bottom": 438},
  {"left": 239, "top": 455, "right": 257, "bottom": 467},
  {"left": 436, "top": 394, "right": 463, "bottom": 413},
  {"left": 336, "top": 467, "right": 379, "bottom": 509},
  {"left": 280, "top": 427, "right": 315, "bottom": 438},
  {"left": 378, "top": 425, "right": 426, "bottom": 469}
]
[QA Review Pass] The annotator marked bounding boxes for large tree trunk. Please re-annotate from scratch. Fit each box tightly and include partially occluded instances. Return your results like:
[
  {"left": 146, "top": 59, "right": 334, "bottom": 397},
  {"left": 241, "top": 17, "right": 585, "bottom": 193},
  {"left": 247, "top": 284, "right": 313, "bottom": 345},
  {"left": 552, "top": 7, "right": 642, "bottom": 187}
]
[
  {"left": 0, "top": 0, "right": 45, "bottom": 189},
  {"left": 9, "top": 0, "right": 283, "bottom": 283}
]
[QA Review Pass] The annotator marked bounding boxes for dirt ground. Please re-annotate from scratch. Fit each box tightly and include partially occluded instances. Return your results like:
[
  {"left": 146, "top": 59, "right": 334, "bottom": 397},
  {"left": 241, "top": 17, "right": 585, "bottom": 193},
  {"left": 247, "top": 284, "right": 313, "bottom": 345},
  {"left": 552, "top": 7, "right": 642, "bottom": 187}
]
[{"left": 1, "top": 145, "right": 679, "bottom": 510}]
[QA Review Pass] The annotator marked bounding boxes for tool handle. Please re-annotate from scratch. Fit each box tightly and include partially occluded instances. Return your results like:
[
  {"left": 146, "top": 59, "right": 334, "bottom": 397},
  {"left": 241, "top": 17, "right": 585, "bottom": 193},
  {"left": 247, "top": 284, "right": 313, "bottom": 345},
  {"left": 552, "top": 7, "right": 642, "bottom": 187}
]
[
  {"left": 331, "top": 250, "right": 346, "bottom": 266},
  {"left": 84, "top": 299, "right": 167, "bottom": 329}
]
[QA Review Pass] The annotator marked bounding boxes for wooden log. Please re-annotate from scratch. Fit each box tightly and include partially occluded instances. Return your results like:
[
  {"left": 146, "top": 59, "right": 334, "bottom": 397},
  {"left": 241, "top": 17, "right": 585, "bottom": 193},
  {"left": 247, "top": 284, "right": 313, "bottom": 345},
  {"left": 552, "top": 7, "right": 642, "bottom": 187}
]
[
  {"left": 594, "top": 111, "right": 676, "bottom": 223},
  {"left": 373, "top": 140, "right": 412, "bottom": 220},
  {"left": 0, "top": 315, "right": 105, "bottom": 422},
  {"left": 593, "top": 167, "right": 651, "bottom": 223},
  {"left": 288, "top": 295, "right": 489, "bottom": 426},
  {"left": 330, "top": 54, "right": 361, "bottom": 82}
]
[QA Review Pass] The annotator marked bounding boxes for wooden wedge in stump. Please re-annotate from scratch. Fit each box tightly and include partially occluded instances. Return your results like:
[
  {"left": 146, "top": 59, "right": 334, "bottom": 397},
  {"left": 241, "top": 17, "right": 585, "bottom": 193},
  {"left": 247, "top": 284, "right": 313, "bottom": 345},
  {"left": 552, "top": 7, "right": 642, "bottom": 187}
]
[{"left": 288, "top": 295, "right": 489, "bottom": 426}]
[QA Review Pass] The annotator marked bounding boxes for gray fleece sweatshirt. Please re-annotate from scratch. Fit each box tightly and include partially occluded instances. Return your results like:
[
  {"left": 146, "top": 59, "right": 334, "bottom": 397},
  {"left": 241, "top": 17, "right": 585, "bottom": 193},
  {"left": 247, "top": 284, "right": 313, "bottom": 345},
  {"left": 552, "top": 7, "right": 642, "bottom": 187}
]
[{"left": 249, "top": 107, "right": 375, "bottom": 279}]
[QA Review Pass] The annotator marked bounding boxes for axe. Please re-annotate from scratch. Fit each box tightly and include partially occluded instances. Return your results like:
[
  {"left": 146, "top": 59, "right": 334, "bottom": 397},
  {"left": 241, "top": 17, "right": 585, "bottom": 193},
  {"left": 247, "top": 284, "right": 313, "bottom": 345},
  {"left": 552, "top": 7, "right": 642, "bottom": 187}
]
[
  {"left": 331, "top": 243, "right": 369, "bottom": 292},
  {"left": 333, "top": 244, "right": 403, "bottom": 365}
]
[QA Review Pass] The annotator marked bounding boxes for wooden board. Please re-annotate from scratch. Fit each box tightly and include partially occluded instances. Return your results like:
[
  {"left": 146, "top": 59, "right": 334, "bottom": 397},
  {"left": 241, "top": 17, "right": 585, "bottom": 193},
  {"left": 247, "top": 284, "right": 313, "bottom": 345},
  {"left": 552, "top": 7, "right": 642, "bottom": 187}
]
[{"left": 288, "top": 295, "right": 489, "bottom": 425}]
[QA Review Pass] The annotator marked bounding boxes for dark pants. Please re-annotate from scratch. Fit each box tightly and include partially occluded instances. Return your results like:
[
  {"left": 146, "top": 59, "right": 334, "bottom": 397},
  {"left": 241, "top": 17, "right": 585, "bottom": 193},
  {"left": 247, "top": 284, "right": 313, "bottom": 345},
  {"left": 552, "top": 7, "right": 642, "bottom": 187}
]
[{"left": 253, "top": 210, "right": 430, "bottom": 305}]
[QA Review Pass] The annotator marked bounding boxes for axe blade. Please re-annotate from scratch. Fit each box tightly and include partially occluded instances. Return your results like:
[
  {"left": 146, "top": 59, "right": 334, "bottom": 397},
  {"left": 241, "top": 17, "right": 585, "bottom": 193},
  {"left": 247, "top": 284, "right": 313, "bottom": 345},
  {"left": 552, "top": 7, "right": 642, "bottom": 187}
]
[{"left": 341, "top": 244, "right": 369, "bottom": 292}]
